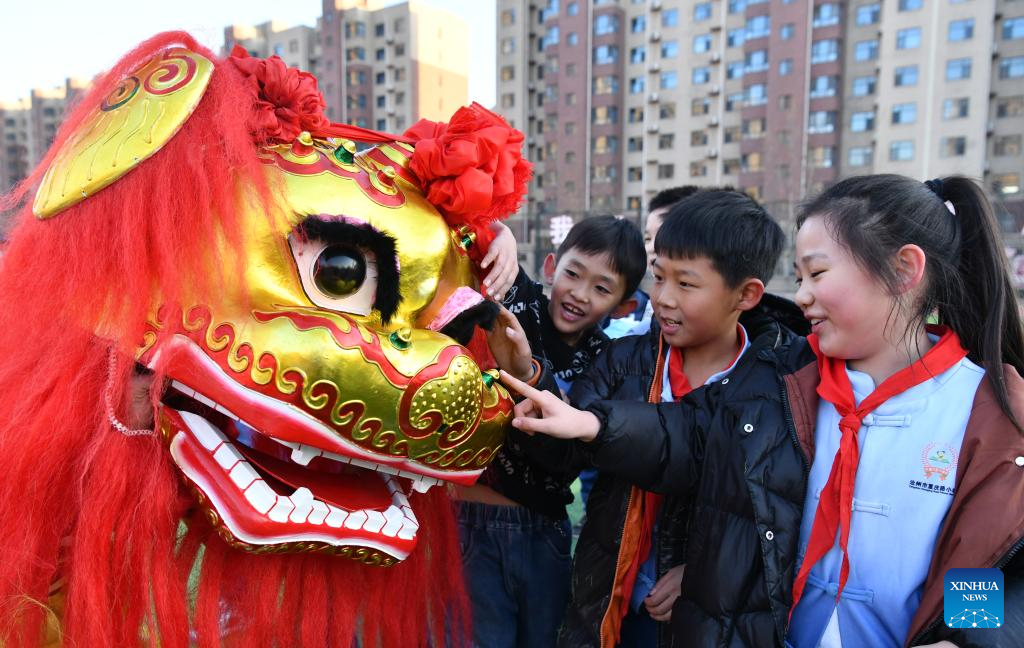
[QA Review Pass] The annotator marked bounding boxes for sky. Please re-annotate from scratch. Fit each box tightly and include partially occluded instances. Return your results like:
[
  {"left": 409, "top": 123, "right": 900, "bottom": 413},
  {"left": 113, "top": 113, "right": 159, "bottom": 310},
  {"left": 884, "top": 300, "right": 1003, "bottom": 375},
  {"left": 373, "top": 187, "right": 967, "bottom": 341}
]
[{"left": 0, "top": 0, "right": 496, "bottom": 106}]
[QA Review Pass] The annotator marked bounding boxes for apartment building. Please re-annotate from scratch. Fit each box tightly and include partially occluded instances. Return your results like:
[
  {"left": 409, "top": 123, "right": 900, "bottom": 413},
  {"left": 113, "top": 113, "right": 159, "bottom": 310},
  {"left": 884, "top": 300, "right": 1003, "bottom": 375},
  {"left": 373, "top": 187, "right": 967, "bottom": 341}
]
[
  {"left": 496, "top": 0, "right": 1024, "bottom": 231},
  {"left": 318, "top": 0, "right": 469, "bottom": 134},
  {"left": 0, "top": 78, "right": 88, "bottom": 198},
  {"left": 224, "top": 20, "right": 323, "bottom": 77}
]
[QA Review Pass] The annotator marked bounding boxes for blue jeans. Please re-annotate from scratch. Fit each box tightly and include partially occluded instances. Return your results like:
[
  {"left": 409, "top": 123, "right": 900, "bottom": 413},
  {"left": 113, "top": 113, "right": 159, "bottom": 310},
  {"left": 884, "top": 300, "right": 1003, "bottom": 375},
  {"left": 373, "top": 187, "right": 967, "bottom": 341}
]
[{"left": 457, "top": 501, "right": 572, "bottom": 648}]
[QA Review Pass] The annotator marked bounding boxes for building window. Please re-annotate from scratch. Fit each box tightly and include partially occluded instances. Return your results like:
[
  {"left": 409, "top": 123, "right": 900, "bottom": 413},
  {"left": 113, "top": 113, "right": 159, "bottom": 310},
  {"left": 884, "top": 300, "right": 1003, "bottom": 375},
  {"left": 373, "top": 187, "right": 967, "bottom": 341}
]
[
  {"left": 692, "top": 98, "right": 711, "bottom": 115},
  {"left": 544, "top": 26, "right": 560, "bottom": 47},
  {"left": 627, "top": 136, "right": 643, "bottom": 152},
  {"left": 810, "top": 75, "right": 838, "bottom": 97},
  {"left": 375, "top": 72, "right": 386, "bottom": 84},
  {"left": 501, "top": 93, "right": 515, "bottom": 109},
  {"left": 690, "top": 130, "right": 708, "bottom": 146},
  {"left": 729, "top": 0, "right": 747, "bottom": 14},
  {"left": 376, "top": 119, "right": 387, "bottom": 130},
  {"left": 948, "top": 19, "right": 974, "bottom": 42},
  {"left": 811, "top": 146, "right": 835, "bottom": 168},
  {"left": 780, "top": 23, "right": 795, "bottom": 40},
  {"left": 1004, "top": 17, "right": 1024, "bottom": 40},
  {"left": 852, "top": 75, "right": 876, "bottom": 96},
  {"left": 848, "top": 146, "right": 872, "bottom": 166},
  {"left": 943, "top": 97, "right": 969, "bottom": 120},
  {"left": 631, "top": 16, "right": 646, "bottom": 33},
  {"left": 592, "top": 106, "right": 619, "bottom": 124},
  {"left": 658, "top": 133, "right": 675, "bottom": 150},
  {"left": 565, "top": 92, "right": 576, "bottom": 106},
  {"left": 727, "top": 28, "right": 745, "bottom": 48},
  {"left": 899, "top": 0, "right": 922, "bottom": 11},
  {"left": 812, "top": 3, "right": 840, "bottom": 27},
  {"left": 742, "top": 152, "right": 762, "bottom": 172},
  {"left": 657, "top": 164, "right": 675, "bottom": 179},
  {"left": 690, "top": 162, "right": 708, "bottom": 178},
  {"left": 897, "top": 27, "right": 921, "bottom": 50},
  {"left": 662, "top": 9, "right": 679, "bottom": 28},
  {"left": 851, "top": 111, "right": 876, "bottom": 132},
  {"left": 664, "top": 71, "right": 681, "bottom": 88},
  {"left": 628, "top": 167, "right": 643, "bottom": 182},
  {"left": 593, "top": 135, "right": 619, "bottom": 153},
  {"left": 694, "top": 2, "right": 712, "bottom": 21},
  {"left": 778, "top": 94, "right": 792, "bottom": 110},
  {"left": 564, "top": 122, "right": 575, "bottom": 135},
  {"left": 997, "top": 95, "right": 1024, "bottom": 117},
  {"left": 501, "top": 38, "right": 515, "bottom": 55},
  {"left": 745, "top": 49, "right": 768, "bottom": 72},
  {"left": 628, "top": 108, "right": 644, "bottom": 123},
  {"left": 1000, "top": 56, "right": 1024, "bottom": 79},
  {"left": 664, "top": 40, "right": 681, "bottom": 57},
  {"left": 779, "top": 59, "right": 794, "bottom": 76},
  {"left": 857, "top": 3, "right": 881, "bottom": 26},
  {"left": 376, "top": 95, "right": 385, "bottom": 108},
  {"left": 995, "top": 135, "right": 1022, "bottom": 156},
  {"left": 855, "top": 39, "right": 879, "bottom": 61},
  {"left": 725, "top": 92, "right": 743, "bottom": 111},
  {"left": 993, "top": 173, "right": 1021, "bottom": 195},
  {"left": 375, "top": 48, "right": 386, "bottom": 61},
  {"left": 660, "top": 102, "right": 676, "bottom": 119},
  {"left": 346, "top": 47, "right": 366, "bottom": 61},
  {"left": 630, "top": 77, "right": 645, "bottom": 94},
  {"left": 744, "top": 118, "right": 767, "bottom": 139},
  {"left": 890, "top": 140, "right": 915, "bottom": 161},
  {"left": 692, "top": 35, "right": 711, "bottom": 54},
  {"left": 939, "top": 136, "right": 966, "bottom": 157},
  {"left": 691, "top": 67, "right": 710, "bottom": 85},
  {"left": 375, "top": 22, "right": 386, "bottom": 36},
  {"left": 593, "top": 76, "right": 618, "bottom": 94},
  {"left": 567, "top": 32, "right": 579, "bottom": 45},
  {"left": 567, "top": 1, "right": 579, "bottom": 16},
  {"left": 728, "top": 61, "right": 745, "bottom": 79},
  {"left": 807, "top": 110, "right": 837, "bottom": 133},
  {"left": 594, "top": 45, "right": 619, "bottom": 65},
  {"left": 894, "top": 65, "right": 918, "bottom": 87},
  {"left": 630, "top": 47, "right": 646, "bottom": 64},
  {"left": 811, "top": 39, "right": 839, "bottom": 63},
  {"left": 746, "top": 84, "right": 767, "bottom": 106},
  {"left": 892, "top": 102, "right": 917, "bottom": 125},
  {"left": 595, "top": 15, "right": 619, "bottom": 35},
  {"left": 746, "top": 15, "right": 770, "bottom": 40},
  {"left": 947, "top": 58, "right": 972, "bottom": 80}
]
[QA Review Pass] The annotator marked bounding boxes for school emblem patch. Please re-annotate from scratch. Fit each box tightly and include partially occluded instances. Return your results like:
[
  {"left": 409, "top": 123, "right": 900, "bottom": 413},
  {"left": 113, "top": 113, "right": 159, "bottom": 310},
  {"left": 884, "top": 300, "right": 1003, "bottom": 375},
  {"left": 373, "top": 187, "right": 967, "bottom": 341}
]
[{"left": 909, "top": 442, "right": 959, "bottom": 495}]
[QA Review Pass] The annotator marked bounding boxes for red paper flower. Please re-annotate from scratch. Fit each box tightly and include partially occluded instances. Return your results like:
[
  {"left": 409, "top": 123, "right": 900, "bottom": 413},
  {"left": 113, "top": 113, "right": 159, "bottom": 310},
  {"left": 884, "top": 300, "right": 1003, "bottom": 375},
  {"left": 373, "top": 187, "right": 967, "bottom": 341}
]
[
  {"left": 228, "top": 45, "right": 329, "bottom": 145},
  {"left": 404, "top": 103, "right": 532, "bottom": 228}
]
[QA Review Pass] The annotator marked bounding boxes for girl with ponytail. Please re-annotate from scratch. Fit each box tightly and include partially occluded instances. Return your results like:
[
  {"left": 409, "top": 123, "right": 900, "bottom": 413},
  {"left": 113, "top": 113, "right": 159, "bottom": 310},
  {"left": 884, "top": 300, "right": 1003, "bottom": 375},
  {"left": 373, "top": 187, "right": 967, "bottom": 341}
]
[{"left": 501, "top": 173, "right": 1024, "bottom": 647}]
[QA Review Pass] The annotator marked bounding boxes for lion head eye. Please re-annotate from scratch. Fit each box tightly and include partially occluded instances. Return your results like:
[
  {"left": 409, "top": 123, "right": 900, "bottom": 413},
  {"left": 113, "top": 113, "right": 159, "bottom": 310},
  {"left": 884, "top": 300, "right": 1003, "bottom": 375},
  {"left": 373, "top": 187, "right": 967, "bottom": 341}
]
[{"left": 290, "top": 237, "right": 378, "bottom": 316}]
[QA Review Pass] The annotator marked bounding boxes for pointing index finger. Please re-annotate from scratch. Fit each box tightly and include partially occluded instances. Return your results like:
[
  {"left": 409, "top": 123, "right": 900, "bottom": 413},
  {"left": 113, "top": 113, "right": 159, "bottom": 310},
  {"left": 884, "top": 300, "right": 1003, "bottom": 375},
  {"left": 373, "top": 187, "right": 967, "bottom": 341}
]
[{"left": 498, "top": 369, "right": 546, "bottom": 402}]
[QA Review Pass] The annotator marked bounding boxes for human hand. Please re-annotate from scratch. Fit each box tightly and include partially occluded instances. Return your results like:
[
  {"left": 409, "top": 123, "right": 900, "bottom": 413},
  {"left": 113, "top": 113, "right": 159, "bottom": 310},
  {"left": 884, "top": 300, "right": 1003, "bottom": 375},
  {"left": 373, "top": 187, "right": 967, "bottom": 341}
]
[
  {"left": 644, "top": 564, "right": 685, "bottom": 622},
  {"left": 486, "top": 306, "right": 534, "bottom": 382},
  {"left": 480, "top": 222, "right": 518, "bottom": 301},
  {"left": 911, "top": 642, "right": 959, "bottom": 648},
  {"left": 498, "top": 370, "right": 601, "bottom": 441}
]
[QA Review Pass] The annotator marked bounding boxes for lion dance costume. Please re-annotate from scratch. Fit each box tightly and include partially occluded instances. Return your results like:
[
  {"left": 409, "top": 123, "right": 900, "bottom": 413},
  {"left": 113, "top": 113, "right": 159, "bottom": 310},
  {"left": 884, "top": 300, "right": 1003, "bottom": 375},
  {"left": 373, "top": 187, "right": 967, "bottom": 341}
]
[{"left": 0, "top": 32, "right": 530, "bottom": 647}]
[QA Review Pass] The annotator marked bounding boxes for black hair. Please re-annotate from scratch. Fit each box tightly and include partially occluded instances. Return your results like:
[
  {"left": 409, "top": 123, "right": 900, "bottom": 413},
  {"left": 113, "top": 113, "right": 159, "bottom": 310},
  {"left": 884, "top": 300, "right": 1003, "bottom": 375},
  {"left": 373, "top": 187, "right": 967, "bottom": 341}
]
[
  {"left": 556, "top": 215, "right": 647, "bottom": 302},
  {"left": 797, "top": 174, "right": 1024, "bottom": 433},
  {"left": 654, "top": 189, "right": 784, "bottom": 288},
  {"left": 648, "top": 185, "right": 701, "bottom": 214}
]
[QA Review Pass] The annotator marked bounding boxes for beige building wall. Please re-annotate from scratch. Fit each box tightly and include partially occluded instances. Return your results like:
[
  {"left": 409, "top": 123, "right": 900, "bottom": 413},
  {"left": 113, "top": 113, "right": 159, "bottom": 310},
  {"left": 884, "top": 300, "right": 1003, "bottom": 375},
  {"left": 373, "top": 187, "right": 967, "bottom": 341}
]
[{"left": 409, "top": 2, "right": 469, "bottom": 121}]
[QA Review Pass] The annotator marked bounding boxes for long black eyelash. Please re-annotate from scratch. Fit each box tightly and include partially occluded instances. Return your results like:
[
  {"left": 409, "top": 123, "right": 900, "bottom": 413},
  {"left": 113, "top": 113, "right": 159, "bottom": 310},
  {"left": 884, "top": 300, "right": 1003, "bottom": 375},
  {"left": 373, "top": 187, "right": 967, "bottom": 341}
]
[{"left": 296, "top": 217, "right": 402, "bottom": 324}]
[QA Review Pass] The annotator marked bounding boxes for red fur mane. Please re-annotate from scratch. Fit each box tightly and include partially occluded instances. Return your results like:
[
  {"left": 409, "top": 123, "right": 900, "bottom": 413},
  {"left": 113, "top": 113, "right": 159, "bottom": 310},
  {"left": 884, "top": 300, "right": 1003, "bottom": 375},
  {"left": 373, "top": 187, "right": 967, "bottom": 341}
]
[{"left": 0, "top": 32, "right": 468, "bottom": 647}]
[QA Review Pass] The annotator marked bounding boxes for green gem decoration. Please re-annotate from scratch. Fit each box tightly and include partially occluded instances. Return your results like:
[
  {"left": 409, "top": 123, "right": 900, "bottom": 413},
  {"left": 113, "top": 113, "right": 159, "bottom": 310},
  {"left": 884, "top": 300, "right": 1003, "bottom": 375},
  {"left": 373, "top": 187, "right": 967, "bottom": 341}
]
[
  {"left": 334, "top": 147, "right": 354, "bottom": 164},
  {"left": 481, "top": 370, "right": 497, "bottom": 389},
  {"left": 388, "top": 330, "right": 410, "bottom": 350}
]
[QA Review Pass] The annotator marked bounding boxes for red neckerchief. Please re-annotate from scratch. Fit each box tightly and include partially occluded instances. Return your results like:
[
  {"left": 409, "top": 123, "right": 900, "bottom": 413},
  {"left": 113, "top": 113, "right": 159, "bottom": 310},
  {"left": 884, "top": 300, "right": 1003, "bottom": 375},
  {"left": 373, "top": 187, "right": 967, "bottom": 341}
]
[
  {"left": 618, "top": 325, "right": 747, "bottom": 627},
  {"left": 789, "top": 326, "right": 968, "bottom": 618}
]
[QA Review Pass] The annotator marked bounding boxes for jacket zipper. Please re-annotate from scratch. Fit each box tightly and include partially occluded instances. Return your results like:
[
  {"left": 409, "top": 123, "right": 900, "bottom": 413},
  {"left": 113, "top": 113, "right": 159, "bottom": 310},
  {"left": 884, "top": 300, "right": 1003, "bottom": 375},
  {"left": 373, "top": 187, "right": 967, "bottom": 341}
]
[
  {"left": 908, "top": 535, "right": 1024, "bottom": 647},
  {"left": 599, "top": 336, "right": 665, "bottom": 648}
]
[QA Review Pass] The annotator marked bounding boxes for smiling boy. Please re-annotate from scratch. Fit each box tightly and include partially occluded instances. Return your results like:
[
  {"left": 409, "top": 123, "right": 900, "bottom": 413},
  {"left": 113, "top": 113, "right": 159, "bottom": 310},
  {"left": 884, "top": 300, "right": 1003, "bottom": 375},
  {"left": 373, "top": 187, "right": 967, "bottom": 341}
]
[{"left": 456, "top": 215, "right": 646, "bottom": 648}]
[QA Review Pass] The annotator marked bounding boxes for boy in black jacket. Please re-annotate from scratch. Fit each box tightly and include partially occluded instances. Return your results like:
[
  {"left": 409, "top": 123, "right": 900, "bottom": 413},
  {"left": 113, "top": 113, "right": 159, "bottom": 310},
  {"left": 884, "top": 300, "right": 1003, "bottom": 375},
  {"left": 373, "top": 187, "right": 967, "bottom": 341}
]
[
  {"left": 503, "top": 190, "right": 793, "bottom": 647},
  {"left": 460, "top": 216, "right": 646, "bottom": 648}
]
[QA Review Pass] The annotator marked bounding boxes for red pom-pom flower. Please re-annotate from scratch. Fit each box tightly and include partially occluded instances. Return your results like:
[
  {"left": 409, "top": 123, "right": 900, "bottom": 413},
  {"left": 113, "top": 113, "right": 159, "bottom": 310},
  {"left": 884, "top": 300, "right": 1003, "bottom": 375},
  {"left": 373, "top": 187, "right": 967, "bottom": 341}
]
[
  {"left": 403, "top": 102, "right": 532, "bottom": 229},
  {"left": 228, "top": 46, "right": 330, "bottom": 145}
]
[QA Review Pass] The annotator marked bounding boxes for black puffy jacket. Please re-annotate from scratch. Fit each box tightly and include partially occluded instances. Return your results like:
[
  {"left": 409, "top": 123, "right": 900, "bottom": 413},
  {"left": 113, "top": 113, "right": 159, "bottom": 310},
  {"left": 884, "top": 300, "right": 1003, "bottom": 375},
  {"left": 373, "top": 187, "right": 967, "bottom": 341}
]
[
  {"left": 582, "top": 298, "right": 1024, "bottom": 647},
  {"left": 556, "top": 322, "right": 689, "bottom": 648}
]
